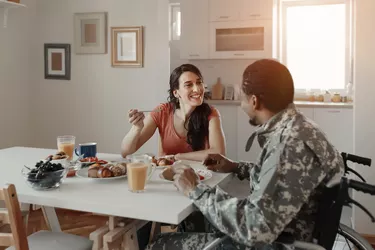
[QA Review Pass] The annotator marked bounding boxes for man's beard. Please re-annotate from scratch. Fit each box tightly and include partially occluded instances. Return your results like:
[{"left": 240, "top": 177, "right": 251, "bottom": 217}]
[{"left": 249, "top": 117, "right": 259, "bottom": 126}]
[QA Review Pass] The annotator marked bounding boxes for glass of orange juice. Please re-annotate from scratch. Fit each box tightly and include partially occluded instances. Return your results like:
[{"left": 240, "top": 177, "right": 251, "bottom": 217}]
[
  {"left": 127, "top": 162, "right": 154, "bottom": 193},
  {"left": 57, "top": 135, "right": 75, "bottom": 160}
]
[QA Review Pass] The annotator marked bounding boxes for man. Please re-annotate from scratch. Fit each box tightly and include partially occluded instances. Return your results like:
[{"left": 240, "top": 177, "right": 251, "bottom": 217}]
[{"left": 147, "top": 59, "right": 344, "bottom": 249}]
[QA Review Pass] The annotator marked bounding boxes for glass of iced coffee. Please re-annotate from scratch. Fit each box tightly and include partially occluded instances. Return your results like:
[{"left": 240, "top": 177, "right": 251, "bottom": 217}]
[
  {"left": 57, "top": 135, "right": 75, "bottom": 160},
  {"left": 127, "top": 162, "right": 153, "bottom": 193}
]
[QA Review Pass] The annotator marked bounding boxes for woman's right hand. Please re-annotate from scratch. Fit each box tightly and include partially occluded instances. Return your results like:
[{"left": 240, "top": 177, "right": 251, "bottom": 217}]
[{"left": 128, "top": 109, "right": 145, "bottom": 131}]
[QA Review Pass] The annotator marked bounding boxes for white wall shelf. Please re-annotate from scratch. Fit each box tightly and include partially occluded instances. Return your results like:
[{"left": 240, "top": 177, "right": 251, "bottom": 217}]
[{"left": 0, "top": 0, "right": 26, "bottom": 28}]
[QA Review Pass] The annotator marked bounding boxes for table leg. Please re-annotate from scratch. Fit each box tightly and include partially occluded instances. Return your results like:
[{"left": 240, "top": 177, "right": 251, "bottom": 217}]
[
  {"left": 98, "top": 216, "right": 148, "bottom": 250},
  {"left": 41, "top": 206, "right": 61, "bottom": 232}
]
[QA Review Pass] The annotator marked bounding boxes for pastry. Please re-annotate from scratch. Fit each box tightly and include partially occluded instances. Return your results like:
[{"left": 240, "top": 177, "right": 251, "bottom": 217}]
[
  {"left": 157, "top": 158, "right": 168, "bottom": 166},
  {"left": 89, "top": 163, "right": 101, "bottom": 169},
  {"left": 162, "top": 166, "right": 175, "bottom": 181},
  {"left": 97, "top": 167, "right": 113, "bottom": 178},
  {"left": 151, "top": 156, "right": 158, "bottom": 165},
  {"left": 88, "top": 166, "right": 100, "bottom": 178},
  {"left": 109, "top": 164, "right": 127, "bottom": 177}
]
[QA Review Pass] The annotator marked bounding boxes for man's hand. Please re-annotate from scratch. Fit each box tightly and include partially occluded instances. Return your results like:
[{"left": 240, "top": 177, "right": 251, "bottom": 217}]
[
  {"left": 203, "top": 154, "right": 238, "bottom": 173},
  {"left": 172, "top": 164, "right": 200, "bottom": 196}
]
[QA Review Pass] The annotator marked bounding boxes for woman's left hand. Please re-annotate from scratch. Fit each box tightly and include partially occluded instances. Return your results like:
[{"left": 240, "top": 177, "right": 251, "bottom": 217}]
[{"left": 172, "top": 164, "right": 199, "bottom": 196}]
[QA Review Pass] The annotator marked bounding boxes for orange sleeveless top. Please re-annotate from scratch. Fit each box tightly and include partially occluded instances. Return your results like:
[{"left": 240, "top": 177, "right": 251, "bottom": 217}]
[{"left": 150, "top": 103, "right": 220, "bottom": 156}]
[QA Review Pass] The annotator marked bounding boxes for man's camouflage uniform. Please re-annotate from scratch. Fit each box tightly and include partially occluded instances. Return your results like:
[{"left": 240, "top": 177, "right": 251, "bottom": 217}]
[{"left": 147, "top": 104, "right": 345, "bottom": 250}]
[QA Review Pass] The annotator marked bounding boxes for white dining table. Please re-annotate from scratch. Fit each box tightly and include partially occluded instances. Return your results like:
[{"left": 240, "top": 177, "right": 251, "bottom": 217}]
[{"left": 0, "top": 147, "right": 233, "bottom": 234}]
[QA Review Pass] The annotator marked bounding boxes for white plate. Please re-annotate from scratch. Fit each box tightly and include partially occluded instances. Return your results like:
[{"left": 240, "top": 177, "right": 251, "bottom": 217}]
[
  {"left": 75, "top": 168, "right": 127, "bottom": 180},
  {"left": 158, "top": 169, "right": 213, "bottom": 182}
]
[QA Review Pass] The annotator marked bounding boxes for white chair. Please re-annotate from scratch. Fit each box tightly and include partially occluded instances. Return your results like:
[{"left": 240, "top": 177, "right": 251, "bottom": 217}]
[{"left": 0, "top": 183, "right": 93, "bottom": 250}]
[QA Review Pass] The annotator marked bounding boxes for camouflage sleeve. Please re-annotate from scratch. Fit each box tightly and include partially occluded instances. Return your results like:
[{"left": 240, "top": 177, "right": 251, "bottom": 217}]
[
  {"left": 233, "top": 161, "right": 255, "bottom": 181},
  {"left": 189, "top": 138, "right": 329, "bottom": 247}
]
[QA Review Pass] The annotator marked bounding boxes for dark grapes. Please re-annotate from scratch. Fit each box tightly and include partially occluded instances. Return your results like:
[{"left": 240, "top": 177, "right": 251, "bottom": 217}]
[{"left": 26, "top": 160, "right": 65, "bottom": 189}]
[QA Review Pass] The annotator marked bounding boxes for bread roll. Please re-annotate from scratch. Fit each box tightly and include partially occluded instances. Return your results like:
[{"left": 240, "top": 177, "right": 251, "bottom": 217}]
[
  {"left": 97, "top": 167, "right": 113, "bottom": 178},
  {"left": 162, "top": 166, "right": 175, "bottom": 181},
  {"left": 88, "top": 166, "right": 100, "bottom": 178}
]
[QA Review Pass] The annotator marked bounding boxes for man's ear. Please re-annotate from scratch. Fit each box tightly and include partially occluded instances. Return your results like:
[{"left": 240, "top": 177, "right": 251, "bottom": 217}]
[{"left": 252, "top": 95, "right": 261, "bottom": 110}]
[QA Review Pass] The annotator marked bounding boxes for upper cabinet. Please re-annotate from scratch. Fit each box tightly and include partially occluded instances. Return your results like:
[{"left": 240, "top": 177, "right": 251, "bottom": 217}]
[
  {"left": 241, "top": 0, "right": 273, "bottom": 20},
  {"left": 180, "top": 0, "right": 209, "bottom": 59},
  {"left": 209, "top": 0, "right": 241, "bottom": 22},
  {"left": 180, "top": 0, "right": 275, "bottom": 60},
  {"left": 209, "top": 0, "right": 273, "bottom": 22},
  {"left": 208, "top": 19, "right": 273, "bottom": 59}
]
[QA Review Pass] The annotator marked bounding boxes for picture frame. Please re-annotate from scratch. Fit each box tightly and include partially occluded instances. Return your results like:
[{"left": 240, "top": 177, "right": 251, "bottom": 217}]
[
  {"left": 111, "top": 26, "right": 144, "bottom": 67},
  {"left": 44, "top": 43, "right": 71, "bottom": 80},
  {"left": 74, "top": 12, "right": 107, "bottom": 54}
]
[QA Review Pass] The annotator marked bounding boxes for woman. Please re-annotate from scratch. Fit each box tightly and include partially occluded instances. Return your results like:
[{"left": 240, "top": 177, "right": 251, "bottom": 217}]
[
  {"left": 122, "top": 64, "right": 226, "bottom": 249},
  {"left": 121, "top": 64, "right": 226, "bottom": 161}
]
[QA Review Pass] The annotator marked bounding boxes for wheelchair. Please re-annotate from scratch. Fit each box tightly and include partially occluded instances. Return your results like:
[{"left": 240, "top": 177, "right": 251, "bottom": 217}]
[{"left": 203, "top": 152, "right": 375, "bottom": 250}]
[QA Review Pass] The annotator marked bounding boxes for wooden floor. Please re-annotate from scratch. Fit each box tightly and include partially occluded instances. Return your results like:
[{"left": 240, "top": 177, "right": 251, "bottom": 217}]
[{"left": 26, "top": 208, "right": 108, "bottom": 237}]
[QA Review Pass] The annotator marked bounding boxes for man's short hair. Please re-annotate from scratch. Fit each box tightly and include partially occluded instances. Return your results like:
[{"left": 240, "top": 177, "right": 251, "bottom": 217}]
[{"left": 242, "top": 59, "right": 294, "bottom": 112}]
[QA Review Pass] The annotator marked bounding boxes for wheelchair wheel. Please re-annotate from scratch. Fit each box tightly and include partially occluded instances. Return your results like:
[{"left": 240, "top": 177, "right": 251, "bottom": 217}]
[{"left": 334, "top": 223, "right": 373, "bottom": 250}]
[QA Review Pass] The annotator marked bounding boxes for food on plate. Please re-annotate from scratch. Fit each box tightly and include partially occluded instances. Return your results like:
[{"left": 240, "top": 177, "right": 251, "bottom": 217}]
[
  {"left": 80, "top": 157, "right": 108, "bottom": 165},
  {"left": 86, "top": 162, "right": 126, "bottom": 178},
  {"left": 108, "top": 163, "right": 127, "bottom": 177},
  {"left": 88, "top": 165, "right": 101, "bottom": 178},
  {"left": 67, "top": 169, "right": 77, "bottom": 177},
  {"left": 97, "top": 167, "right": 113, "bottom": 178},
  {"left": 151, "top": 156, "right": 158, "bottom": 165},
  {"left": 45, "top": 151, "right": 68, "bottom": 160},
  {"left": 161, "top": 166, "right": 175, "bottom": 181},
  {"left": 195, "top": 169, "right": 207, "bottom": 181},
  {"left": 153, "top": 156, "right": 175, "bottom": 167}
]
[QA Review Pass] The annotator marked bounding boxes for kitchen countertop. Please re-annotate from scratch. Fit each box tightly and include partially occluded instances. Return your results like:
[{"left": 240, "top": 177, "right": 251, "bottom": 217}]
[{"left": 206, "top": 100, "right": 353, "bottom": 109}]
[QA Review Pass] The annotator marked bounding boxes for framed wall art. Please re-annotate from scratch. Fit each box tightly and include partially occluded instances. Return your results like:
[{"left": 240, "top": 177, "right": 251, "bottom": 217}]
[
  {"left": 111, "top": 26, "right": 144, "bottom": 67},
  {"left": 44, "top": 43, "right": 71, "bottom": 80},
  {"left": 74, "top": 12, "right": 107, "bottom": 54}
]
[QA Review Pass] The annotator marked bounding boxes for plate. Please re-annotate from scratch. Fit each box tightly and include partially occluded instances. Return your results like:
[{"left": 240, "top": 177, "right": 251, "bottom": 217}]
[
  {"left": 75, "top": 168, "right": 127, "bottom": 180},
  {"left": 158, "top": 169, "right": 213, "bottom": 182}
]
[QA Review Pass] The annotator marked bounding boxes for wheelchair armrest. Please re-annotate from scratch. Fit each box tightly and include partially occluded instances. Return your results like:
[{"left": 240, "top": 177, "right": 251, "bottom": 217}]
[{"left": 275, "top": 232, "right": 295, "bottom": 245}]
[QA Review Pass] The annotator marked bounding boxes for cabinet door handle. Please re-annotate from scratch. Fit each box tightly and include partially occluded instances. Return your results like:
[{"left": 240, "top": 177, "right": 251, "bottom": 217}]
[
  {"left": 189, "top": 54, "right": 200, "bottom": 57},
  {"left": 327, "top": 110, "right": 341, "bottom": 113},
  {"left": 234, "top": 53, "right": 245, "bottom": 56},
  {"left": 219, "top": 16, "right": 229, "bottom": 19}
]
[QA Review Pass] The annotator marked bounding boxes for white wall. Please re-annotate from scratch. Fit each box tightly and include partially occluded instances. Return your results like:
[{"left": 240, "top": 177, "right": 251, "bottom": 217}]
[
  {"left": 30, "top": 0, "right": 169, "bottom": 155},
  {"left": 0, "top": 0, "right": 36, "bottom": 149},
  {"left": 353, "top": 0, "right": 375, "bottom": 235}
]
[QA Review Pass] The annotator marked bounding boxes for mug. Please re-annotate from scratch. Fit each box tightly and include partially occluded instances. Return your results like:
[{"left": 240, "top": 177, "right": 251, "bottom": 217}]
[
  {"left": 130, "top": 154, "right": 155, "bottom": 179},
  {"left": 127, "top": 162, "right": 155, "bottom": 193},
  {"left": 75, "top": 142, "right": 97, "bottom": 158}
]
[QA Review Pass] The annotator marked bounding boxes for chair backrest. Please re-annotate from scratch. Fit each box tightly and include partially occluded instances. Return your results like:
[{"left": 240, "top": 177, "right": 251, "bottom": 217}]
[
  {"left": 0, "top": 184, "right": 29, "bottom": 250},
  {"left": 313, "top": 183, "right": 345, "bottom": 250}
]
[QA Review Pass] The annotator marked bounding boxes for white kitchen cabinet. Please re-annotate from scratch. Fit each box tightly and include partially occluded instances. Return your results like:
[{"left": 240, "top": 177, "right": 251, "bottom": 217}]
[
  {"left": 209, "top": 0, "right": 273, "bottom": 22},
  {"left": 297, "top": 107, "right": 314, "bottom": 121},
  {"left": 214, "top": 105, "right": 238, "bottom": 160},
  {"left": 180, "top": 0, "right": 209, "bottom": 59},
  {"left": 236, "top": 108, "right": 261, "bottom": 162},
  {"left": 208, "top": 19, "right": 273, "bottom": 59},
  {"left": 209, "top": 0, "right": 241, "bottom": 22},
  {"left": 313, "top": 108, "right": 353, "bottom": 154},
  {"left": 241, "top": 0, "right": 274, "bottom": 20}
]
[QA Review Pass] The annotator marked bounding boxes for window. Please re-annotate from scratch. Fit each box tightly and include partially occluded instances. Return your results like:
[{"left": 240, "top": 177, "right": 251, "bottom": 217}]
[
  {"left": 169, "top": 3, "right": 181, "bottom": 41},
  {"left": 280, "top": 0, "right": 352, "bottom": 92}
]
